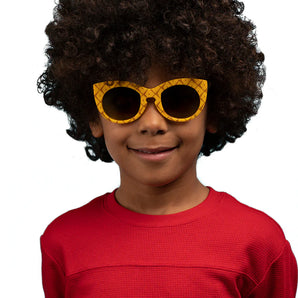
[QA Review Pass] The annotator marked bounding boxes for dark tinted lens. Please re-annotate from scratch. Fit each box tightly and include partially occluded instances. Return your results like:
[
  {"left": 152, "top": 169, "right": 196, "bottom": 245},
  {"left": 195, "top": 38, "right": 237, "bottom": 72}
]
[
  {"left": 161, "top": 85, "right": 200, "bottom": 118},
  {"left": 102, "top": 87, "right": 140, "bottom": 120}
]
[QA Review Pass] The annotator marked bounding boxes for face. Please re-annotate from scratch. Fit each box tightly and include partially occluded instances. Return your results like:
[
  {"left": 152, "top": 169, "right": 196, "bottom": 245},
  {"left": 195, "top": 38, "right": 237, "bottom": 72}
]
[{"left": 90, "top": 66, "right": 209, "bottom": 188}]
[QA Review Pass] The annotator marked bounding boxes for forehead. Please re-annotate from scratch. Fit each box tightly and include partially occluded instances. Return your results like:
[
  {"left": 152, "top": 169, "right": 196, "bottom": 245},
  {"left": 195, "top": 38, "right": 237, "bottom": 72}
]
[{"left": 133, "top": 64, "right": 192, "bottom": 88}]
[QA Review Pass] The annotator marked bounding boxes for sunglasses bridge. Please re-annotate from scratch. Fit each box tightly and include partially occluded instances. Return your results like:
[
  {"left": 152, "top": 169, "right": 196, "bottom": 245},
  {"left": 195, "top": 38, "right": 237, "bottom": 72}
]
[
  {"left": 141, "top": 96, "right": 163, "bottom": 118},
  {"left": 146, "top": 97, "right": 156, "bottom": 103}
]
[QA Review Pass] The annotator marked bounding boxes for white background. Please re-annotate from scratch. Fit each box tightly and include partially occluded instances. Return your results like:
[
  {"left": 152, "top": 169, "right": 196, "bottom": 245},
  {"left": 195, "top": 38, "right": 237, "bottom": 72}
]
[{"left": 0, "top": 0, "right": 297, "bottom": 296}]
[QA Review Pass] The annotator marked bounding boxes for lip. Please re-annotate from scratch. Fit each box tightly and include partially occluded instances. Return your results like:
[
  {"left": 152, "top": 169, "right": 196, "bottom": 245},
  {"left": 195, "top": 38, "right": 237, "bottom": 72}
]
[{"left": 128, "top": 146, "right": 179, "bottom": 162}]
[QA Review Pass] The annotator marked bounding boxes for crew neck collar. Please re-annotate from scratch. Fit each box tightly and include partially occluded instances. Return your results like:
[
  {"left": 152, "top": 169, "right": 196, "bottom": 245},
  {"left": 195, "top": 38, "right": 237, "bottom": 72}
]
[{"left": 103, "top": 187, "right": 222, "bottom": 227}]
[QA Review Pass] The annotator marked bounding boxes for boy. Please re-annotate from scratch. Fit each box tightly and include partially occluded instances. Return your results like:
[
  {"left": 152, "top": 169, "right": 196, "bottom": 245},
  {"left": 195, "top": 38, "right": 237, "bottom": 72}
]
[{"left": 38, "top": 0, "right": 297, "bottom": 297}]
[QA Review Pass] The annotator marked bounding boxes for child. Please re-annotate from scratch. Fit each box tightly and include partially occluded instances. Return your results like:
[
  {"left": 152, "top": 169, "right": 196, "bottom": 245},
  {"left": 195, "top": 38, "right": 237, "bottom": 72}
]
[{"left": 38, "top": 0, "right": 297, "bottom": 297}]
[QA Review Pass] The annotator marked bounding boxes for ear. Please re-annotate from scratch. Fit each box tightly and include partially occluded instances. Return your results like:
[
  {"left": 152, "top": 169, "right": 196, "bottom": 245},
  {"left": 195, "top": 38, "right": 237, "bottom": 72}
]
[
  {"left": 89, "top": 119, "right": 103, "bottom": 138},
  {"left": 206, "top": 123, "right": 217, "bottom": 134}
]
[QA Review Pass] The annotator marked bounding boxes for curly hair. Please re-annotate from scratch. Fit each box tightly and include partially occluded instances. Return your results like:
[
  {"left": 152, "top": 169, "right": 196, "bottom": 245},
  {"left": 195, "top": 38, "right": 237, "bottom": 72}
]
[{"left": 37, "top": 0, "right": 265, "bottom": 162}]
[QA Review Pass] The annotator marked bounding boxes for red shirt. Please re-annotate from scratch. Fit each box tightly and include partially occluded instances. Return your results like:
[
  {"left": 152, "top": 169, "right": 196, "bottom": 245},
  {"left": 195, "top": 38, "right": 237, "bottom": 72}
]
[{"left": 41, "top": 188, "right": 297, "bottom": 297}]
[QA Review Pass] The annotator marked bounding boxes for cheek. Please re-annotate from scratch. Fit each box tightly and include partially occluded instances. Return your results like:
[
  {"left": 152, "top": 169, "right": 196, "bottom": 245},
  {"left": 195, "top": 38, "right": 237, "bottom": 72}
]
[
  {"left": 182, "top": 116, "right": 207, "bottom": 143},
  {"left": 100, "top": 123, "right": 119, "bottom": 160},
  {"left": 103, "top": 133, "right": 122, "bottom": 161},
  {"left": 183, "top": 129, "right": 205, "bottom": 153},
  {"left": 101, "top": 124, "right": 130, "bottom": 162},
  {"left": 178, "top": 119, "right": 207, "bottom": 158}
]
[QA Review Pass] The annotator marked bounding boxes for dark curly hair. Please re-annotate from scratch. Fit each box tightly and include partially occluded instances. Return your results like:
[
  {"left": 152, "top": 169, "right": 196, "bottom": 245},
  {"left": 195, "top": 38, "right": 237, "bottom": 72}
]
[{"left": 37, "top": 0, "right": 265, "bottom": 162}]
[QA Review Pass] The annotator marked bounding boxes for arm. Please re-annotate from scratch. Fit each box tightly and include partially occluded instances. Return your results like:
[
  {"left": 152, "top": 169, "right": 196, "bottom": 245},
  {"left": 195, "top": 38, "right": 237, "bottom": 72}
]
[
  {"left": 41, "top": 240, "right": 65, "bottom": 298},
  {"left": 247, "top": 241, "right": 297, "bottom": 297}
]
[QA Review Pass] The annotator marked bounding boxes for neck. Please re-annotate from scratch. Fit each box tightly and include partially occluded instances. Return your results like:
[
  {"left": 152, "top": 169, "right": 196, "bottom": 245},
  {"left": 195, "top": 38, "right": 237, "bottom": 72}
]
[{"left": 115, "top": 168, "right": 209, "bottom": 215}]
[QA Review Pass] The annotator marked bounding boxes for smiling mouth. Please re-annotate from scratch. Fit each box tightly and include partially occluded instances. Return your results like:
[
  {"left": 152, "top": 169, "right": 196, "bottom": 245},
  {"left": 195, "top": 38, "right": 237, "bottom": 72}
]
[{"left": 129, "top": 146, "right": 179, "bottom": 154}]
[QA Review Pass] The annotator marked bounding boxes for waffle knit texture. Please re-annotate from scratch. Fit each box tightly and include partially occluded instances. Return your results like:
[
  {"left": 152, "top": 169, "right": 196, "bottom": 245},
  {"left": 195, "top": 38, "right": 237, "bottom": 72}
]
[{"left": 41, "top": 188, "right": 297, "bottom": 297}]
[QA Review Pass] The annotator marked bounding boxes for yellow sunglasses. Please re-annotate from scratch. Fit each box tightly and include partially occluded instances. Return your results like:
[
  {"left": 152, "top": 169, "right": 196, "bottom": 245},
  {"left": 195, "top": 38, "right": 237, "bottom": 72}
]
[{"left": 93, "top": 78, "right": 208, "bottom": 124}]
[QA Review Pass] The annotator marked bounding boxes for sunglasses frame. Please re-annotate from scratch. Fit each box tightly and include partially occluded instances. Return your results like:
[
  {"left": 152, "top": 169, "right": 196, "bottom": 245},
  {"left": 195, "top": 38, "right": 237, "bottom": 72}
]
[{"left": 93, "top": 78, "right": 208, "bottom": 124}]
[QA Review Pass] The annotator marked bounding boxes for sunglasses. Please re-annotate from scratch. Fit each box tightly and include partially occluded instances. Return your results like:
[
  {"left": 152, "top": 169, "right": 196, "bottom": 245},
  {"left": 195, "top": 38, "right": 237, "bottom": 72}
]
[{"left": 93, "top": 78, "right": 208, "bottom": 124}]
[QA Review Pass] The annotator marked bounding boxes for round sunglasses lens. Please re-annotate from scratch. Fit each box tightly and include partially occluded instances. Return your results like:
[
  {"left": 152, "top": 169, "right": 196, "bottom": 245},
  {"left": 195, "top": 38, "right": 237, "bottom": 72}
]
[
  {"left": 161, "top": 85, "right": 200, "bottom": 118},
  {"left": 102, "top": 87, "right": 140, "bottom": 120}
]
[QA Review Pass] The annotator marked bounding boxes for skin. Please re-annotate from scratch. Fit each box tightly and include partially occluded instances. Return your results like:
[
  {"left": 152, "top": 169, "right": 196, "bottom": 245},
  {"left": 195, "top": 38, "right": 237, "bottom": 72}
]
[{"left": 90, "top": 65, "right": 214, "bottom": 215}]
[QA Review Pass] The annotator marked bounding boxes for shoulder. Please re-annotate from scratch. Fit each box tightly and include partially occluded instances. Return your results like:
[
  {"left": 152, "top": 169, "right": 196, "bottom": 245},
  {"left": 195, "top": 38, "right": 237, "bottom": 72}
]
[
  {"left": 41, "top": 191, "right": 113, "bottom": 249},
  {"left": 212, "top": 189, "right": 290, "bottom": 281},
  {"left": 215, "top": 189, "right": 286, "bottom": 244}
]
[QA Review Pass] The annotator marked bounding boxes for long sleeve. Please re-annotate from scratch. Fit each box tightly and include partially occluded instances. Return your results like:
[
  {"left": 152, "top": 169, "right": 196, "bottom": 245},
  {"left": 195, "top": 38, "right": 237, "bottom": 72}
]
[
  {"left": 247, "top": 241, "right": 297, "bottom": 297},
  {"left": 41, "top": 239, "right": 65, "bottom": 298}
]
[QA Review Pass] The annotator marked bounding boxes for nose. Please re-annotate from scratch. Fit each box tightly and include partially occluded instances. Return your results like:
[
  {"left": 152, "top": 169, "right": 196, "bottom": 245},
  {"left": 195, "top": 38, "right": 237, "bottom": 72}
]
[{"left": 137, "top": 99, "right": 168, "bottom": 135}]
